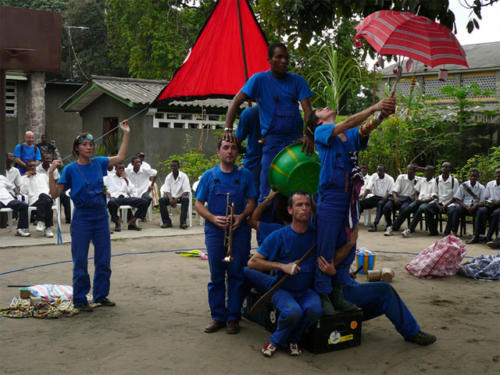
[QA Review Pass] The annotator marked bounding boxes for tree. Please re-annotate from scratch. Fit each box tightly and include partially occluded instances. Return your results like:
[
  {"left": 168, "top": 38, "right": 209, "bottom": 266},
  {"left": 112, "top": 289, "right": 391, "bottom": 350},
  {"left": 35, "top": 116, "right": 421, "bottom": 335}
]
[
  {"left": 253, "top": 0, "right": 498, "bottom": 51},
  {"left": 105, "top": 0, "right": 215, "bottom": 79},
  {"left": 0, "top": 0, "right": 68, "bottom": 12}
]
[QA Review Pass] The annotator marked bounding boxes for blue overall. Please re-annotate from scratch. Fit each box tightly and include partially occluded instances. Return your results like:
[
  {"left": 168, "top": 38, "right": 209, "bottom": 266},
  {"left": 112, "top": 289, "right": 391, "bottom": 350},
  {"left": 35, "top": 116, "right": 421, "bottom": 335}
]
[
  {"left": 253, "top": 226, "right": 322, "bottom": 348},
  {"left": 59, "top": 157, "right": 111, "bottom": 307},
  {"left": 241, "top": 70, "right": 312, "bottom": 202},
  {"left": 235, "top": 105, "right": 262, "bottom": 196},
  {"left": 198, "top": 167, "right": 255, "bottom": 322},
  {"left": 314, "top": 125, "right": 367, "bottom": 295}
]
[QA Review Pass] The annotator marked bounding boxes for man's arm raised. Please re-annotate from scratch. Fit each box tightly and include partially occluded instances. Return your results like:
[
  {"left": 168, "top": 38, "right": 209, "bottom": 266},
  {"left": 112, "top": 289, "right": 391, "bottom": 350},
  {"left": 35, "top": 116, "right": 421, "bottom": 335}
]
[{"left": 224, "top": 91, "right": 249, "bottom": 142}]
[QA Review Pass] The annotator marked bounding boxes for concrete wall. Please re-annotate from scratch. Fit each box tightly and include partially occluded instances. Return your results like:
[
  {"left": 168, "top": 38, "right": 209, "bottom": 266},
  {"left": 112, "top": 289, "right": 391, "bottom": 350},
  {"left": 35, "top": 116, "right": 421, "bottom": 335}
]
[{"left": 45, "top": 82, "right": 82, "bottom": 159}]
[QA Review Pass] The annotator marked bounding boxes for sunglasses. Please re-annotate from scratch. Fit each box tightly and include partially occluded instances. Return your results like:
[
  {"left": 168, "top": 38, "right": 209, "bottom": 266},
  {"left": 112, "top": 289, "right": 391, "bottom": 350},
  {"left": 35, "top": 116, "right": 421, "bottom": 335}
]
[{"left": 76, "top": 134, "right": 94, "bottom": 144}]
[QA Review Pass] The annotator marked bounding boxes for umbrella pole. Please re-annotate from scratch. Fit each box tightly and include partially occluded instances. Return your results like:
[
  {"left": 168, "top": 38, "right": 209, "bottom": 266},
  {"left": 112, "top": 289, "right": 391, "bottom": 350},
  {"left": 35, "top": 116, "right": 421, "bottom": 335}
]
[{"left": 236, "top": 0, "right": 249, "bottom": 81}]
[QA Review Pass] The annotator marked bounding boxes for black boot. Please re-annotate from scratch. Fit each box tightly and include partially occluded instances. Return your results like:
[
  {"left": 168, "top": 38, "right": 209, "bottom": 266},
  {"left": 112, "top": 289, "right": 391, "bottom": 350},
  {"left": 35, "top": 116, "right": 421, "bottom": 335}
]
[
  {"left": 330, "top": 284, "right": 359, "bottom": 312},
  {"left": 320, "top": 294, "right": 335, "bottom": 316}
]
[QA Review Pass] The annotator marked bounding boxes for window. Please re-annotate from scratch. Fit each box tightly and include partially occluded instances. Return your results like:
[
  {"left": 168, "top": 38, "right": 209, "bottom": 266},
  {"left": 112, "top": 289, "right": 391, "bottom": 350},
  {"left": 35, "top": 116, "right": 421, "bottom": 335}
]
[{"left": 5, "top": 80, "right": 17, "bottom": 117}]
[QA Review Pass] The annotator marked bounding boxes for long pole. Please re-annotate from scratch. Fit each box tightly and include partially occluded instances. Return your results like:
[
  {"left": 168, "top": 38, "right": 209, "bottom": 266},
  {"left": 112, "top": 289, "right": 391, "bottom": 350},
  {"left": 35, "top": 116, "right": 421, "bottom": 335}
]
[
  {"left": 0, "top": 69, "right": 6, "bottom": 174},
  {"left": 236, "top": 0, "right": 249, "bottom": 81}
]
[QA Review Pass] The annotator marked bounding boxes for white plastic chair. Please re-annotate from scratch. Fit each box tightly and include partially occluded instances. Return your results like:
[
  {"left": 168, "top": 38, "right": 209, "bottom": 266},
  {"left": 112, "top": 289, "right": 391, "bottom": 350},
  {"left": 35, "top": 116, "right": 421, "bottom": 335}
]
[{"left": 0, "top": 207, "right": 14, "bottom": 231}]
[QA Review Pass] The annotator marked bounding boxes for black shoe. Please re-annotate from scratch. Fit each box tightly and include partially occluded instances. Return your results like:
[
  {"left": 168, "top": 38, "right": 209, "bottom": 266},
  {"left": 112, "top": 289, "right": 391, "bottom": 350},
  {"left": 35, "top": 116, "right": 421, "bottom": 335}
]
[
  {"left": 466, "top": 237, "right": 480, "bottom": 244},
  {"left": 486, "top": 238, "right": 500, "bottom": 249},
  {"left": 180, "top": 223, "right": 188, "bottom": 229},
  {"left": 320, "top": 294, "right": 335, "bottom": 316},
  {"left": 76, "top": 304, "right": 93, "bottom": 312},
  {"left": 160, "top": 222, "right": 172, "bottom": 228},
  {"left": 128, "top": 223, "right": 142, "bottom": 231},
  {"left": 330, "top": 284, "right": 359, "bottom": 312},
  {"left": 204, "top": 320, "right": 225, "bottom": 333},
  {"left": 368, "top": 225, "right": 377, "bottom": 232},
  {"left": 406, "top": 330, "right": 437, "bottom": 346},
  {"left": 96, "top": 297, "right": 116, "bottom": 307},
  {"left": 114, "top": 222, "right": 121, "bottom": 232}
]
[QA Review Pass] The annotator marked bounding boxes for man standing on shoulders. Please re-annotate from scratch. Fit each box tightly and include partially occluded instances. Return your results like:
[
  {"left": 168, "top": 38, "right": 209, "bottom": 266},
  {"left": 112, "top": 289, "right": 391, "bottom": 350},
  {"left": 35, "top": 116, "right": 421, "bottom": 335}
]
[
  {"left": 224, "top": 42, "right": 313, "bottom": 202},
  {"left": 425, "top": 162, "right": 459, "bottom": 236},
  {"left": 14, "top": 131, "right": 41, "bottom": 175},
  {"left": 159, "top": 160, "right": 191, "bottom": 229},
  {"left": 247, "top": 191, "right": 322, "bottom": 357},
  {"left": 195, "top": 139, "right": 257, "bottom": 335}
]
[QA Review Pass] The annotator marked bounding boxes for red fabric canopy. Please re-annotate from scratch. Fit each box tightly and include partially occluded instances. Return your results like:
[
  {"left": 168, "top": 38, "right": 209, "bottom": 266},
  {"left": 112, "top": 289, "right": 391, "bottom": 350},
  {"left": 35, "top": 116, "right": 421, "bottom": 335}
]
[{"left": 155, "top": 0, "right": 269, "bottom": 103}]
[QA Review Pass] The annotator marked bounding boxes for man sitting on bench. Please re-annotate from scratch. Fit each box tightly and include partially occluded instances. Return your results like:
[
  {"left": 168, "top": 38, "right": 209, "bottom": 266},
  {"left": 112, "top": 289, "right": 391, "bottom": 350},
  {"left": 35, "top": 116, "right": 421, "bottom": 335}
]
[{"left": 247, "top": 190, "right": 322, "bottom": 357}]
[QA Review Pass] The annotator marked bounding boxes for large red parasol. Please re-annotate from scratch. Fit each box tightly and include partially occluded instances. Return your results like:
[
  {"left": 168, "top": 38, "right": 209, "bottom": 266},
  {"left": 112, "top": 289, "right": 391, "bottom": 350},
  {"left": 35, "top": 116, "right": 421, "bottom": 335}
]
[{"left": 353, "top": 10, "right": 468, "bottom": 68}]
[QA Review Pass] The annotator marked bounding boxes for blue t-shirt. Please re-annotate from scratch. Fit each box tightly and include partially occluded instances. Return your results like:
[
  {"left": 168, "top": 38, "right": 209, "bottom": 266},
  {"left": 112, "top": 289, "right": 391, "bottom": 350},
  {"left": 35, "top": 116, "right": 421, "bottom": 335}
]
[
  {"left": 315, "top": 124, "right": 368, "bottom": 193},
  {"left": 59, "top": 157, "right": 109, "bottom": 208},
  {"left": 242, "top": 71, "right": 312, "bottom": 136},
  {"left": 195, "top": 165, "right": 258, "bottom": 203},
  {"left": 258, "top": 225, "right": 316, "bottom": 291},
  {"left": 235, "top": 105, "right": 262, "bottom": 170},
  {"left": 13, "top": 143, "right": 42, "bottom": 175},
  {"left": 257, "top": 221, "right": 284, "bottom": 245}
]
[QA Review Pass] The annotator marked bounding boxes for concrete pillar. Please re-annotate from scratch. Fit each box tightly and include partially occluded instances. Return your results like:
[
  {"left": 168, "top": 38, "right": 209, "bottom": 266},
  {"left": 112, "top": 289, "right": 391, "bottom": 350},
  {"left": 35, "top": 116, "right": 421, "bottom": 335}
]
[{"left": 26, "top": 72, "right": 46, "bottom": 142}]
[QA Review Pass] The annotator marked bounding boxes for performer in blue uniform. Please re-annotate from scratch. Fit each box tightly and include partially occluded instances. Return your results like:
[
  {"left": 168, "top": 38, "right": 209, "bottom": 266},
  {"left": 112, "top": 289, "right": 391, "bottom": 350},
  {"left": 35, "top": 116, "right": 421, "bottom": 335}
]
[
  {"left": 247, "top": 191, "right": 322, "bottom": 357},
  {"left": 224, "top": 42, "right": 313, "bottom": 202},
  {"left": 195, "top": 138, "right": 257, "bottom": 334},
  {"left": 317, "top": 226, "right": 437, "bottom": 346},
  {"left": 235, "top": 104, "right": 262, "bottom": 196},
  {"left": 48, "top": 120, "right": 130, "bottom": 312},
  {"left": 308, "top": 99, "right": 395, "bottom": 314}
]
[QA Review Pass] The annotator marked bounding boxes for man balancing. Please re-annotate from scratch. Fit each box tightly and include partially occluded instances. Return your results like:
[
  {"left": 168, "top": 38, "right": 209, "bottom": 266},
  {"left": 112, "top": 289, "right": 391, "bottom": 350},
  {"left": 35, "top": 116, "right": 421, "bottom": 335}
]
[
  {"left": 306, "top": 99, "right": 395, "bottom": 314},
  {"left": 247, "top": 191, "right": 322, "bottom": 357},
  {"left": 195, "top": 138, "right": 257, "bottom": 334},
  {"left": 224, "top": 42, "right": 313, "bottom": 203}
]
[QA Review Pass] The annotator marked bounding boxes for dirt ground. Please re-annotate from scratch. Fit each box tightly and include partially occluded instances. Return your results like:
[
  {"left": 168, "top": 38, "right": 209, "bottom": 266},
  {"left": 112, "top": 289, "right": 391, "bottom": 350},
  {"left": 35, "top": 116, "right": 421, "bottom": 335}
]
[{"left": 1, "top": 226, "right": 499, "bottom": 375}]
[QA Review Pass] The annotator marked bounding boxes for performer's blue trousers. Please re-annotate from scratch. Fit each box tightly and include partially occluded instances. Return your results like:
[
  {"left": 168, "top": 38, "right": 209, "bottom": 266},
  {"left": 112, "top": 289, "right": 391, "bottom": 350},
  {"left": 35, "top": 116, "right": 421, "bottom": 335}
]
[
  {"left": 70, "top": 207, "right": 111, "bottom": 307},
  {"left": 243, "top": 267, "right": 322, "bottom": 348},
  {"left": 344, "top": 280, "right": 420, "bottom": 339},
  {"left": 315, "top": 189, "right": 351, "bottom": 294},
  {"left": 206, "top": 226, "right": 250, "bottom": 322}
]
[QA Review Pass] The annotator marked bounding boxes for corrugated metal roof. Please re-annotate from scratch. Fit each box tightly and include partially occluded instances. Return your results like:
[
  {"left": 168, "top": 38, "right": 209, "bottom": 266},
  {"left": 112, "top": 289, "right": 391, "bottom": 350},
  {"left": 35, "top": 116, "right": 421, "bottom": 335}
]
[
  {"left": 61, "top": 75, "right": 235, "bottom": 111},
  {"left": 381, "top": 41, "right": 500, "bottom": 76}
]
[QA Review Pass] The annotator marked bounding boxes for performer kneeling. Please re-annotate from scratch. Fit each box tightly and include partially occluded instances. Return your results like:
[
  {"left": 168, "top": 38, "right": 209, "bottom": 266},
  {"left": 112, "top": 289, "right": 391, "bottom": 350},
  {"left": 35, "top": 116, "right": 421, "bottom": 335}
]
[
  {"left": 247, "top": 191, "right": 322, "bottom": 357},
  {"left": 49, "top": 120, "right": 130, "bottom": 312},
  {"left": 195, "top": 138, "right": 257, "bottom": 334}
]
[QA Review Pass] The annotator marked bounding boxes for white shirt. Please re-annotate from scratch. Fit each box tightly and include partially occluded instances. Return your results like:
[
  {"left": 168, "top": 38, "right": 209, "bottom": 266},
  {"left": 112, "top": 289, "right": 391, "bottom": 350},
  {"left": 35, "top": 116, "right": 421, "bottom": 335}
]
[
  {"left": 481, "top": 180, "right": 500, "bottom": 201},
  {"left": 104, "top": 174, "right": 136, "bottom": 198},
  {"left": 367, "top": 173, "right": 394, "bottom": 197},
  {"left": 125, "top": 166, "right": 157, "bottom": 197},
  {"left": 6, "top": 166, "right": 21, "bottom": 194},
  {"left": 416, "top": 177, "right": 437, "bottom": 201},
  {"left": 434, "top": 174, "right": 459, "bottom": 205},
  {"left": 360, "top": 173, "right": 373, "bottom": 198},
  {"left": 0, "top": 175, "right": 16, "bottom": 205},
  {"left": 19, "top": 173, "right": 50, "bottom": 205},
  {"left": 160, "top": 171, "right": 191, "bottom": 198},
  {"left": 454, "top": 180, "right": 484, "bottom": 206},
  {"left": 393, "top": 174, "right": 420, "bottom": 197},
  {"left": 36, "top": 164, "right": 60, "bottom": 180}
]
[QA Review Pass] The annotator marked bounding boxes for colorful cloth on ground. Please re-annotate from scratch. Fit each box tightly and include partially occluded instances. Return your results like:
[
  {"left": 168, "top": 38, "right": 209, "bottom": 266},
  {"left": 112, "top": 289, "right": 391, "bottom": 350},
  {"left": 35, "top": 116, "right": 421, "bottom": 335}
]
[
  {"left": 1, "top": 296, "right": 78, "bottom": 318},
  {"left": 29, "top": 284, "right": 73, "bottom": 302},
  {"left": 459, "top": 254, "right": 500, "bottom": 280},
  {"left": 405, "top": 234, "right": 467, "bottom": 279}
]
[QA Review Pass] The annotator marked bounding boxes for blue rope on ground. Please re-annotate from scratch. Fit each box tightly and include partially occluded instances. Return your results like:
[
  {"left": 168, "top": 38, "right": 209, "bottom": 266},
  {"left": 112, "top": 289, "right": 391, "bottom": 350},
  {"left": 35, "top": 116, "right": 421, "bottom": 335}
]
[{"left": 0, "top": 247, "right": 474, "bottom": 277}]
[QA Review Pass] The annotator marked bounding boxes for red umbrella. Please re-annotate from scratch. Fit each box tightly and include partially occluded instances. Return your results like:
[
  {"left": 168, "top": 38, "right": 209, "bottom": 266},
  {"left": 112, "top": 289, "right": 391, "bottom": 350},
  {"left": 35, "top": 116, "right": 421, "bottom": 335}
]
[{"left": 353, "top": 10, "right": 468, "bottom": 68}]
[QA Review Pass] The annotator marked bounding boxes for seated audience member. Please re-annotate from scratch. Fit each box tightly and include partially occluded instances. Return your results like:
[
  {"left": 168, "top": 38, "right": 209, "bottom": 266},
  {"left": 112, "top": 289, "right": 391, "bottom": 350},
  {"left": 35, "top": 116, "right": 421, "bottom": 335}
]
[
  {"left": 384, "top": 164, "right": 420, "bottom": 236},
  {"left": 37, "top": 134, "right": 58, "bottom": 160},
  {"left": 447, "top": 169, "right": 484, "bottom": 239},
  {"left": 359, "top": 164, "right": 372, "bottom": 199},
  {"left": 401, "top": 166, "right": 437, "bottom": 238},
  {"left": 0, "top": 174, "right": 30, "bottom": 237},
  {"left": 126, "top": 155, "right": 157, "bottom": 210},
  {"left": 105, "top": 163, "right": 148, "bottom": 232},
  {"left": 360, "top": 164, "right": 394, "bottom": 232},
  {"left": 19, "top": 160, "right": 54, "bottom": 237},
  {"left": 127, "top": 151, "right": 151, "bottom": 170},
  {"left": 14, "top": 131, "right": 41, "bottom": 175},
  {"left": 159, "top": 160, "right": 191, "bottom": 229},
  {"left": 425, "top": 162, "right": 459, "bottom": 236},
  {"left": 6, "top": 153, "right": 21, "bottom": 195},
  {"left": 317, "top": 226, "right": 436, "bottom": 346},
  {"left": 246, "top": 191, "right": 322, "bottom": 357},
  {"left": 37, "top": 154, "right": 72, "bottom": 224},
  {"left": 476, "top": 168, "right": 500, "bottom": 247}
]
